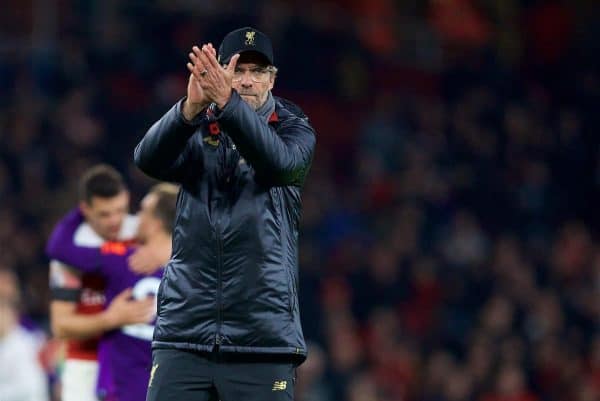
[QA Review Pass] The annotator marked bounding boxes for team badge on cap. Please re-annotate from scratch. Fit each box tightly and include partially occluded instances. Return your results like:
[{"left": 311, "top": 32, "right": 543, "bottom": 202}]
[{"left": 245, "top": 30, "right": 256, "bottom": 46}]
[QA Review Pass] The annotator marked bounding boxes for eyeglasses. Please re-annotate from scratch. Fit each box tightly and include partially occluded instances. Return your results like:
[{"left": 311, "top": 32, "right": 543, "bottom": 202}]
[{"left": 232, "top": 66, "right": 275, "bottom": 83}]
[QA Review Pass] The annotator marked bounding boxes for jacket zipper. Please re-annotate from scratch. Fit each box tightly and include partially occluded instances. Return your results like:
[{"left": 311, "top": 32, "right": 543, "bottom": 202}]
[
  {"left": 214, "top": 137, "right": 230, "bottom": 348},
  {"left": 214, "top": 221, "right": 223, "bottom": 347}
]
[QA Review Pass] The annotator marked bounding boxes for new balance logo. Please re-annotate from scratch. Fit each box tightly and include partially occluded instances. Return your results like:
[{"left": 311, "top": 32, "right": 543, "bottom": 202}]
[{"left": 272, "top": 380, "right": 287, "bottom": 391}]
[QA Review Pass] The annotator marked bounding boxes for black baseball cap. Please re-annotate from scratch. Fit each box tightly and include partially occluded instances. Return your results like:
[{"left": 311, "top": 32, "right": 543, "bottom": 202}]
[{"left": 218, "top": 27, "right": 274, "bottom": 66}]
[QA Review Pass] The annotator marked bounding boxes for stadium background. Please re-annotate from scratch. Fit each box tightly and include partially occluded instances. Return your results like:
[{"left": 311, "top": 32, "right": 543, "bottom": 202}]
[{"left": 1, "top": 0, "right": 599, "bottom": 400}]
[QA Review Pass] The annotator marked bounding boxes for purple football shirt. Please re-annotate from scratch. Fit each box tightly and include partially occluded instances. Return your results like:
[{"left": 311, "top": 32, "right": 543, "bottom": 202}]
[{"left": 47, "top": 209, "right": 164, "bottom": 401}]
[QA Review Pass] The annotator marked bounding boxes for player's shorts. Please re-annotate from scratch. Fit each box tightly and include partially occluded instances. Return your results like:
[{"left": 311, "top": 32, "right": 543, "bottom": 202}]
[
  {"left": 62, "top": 359, "right": 99, "bottom": 401},
  {"left": 146, "top": 348, "right": 296, "bottom": 401}
]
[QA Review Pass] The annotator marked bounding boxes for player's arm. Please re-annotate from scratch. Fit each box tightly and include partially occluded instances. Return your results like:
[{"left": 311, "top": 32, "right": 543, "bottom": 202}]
[
  {"left": 49, "top": 262, "right": 154, "bottom": 339},
  {"left": 128, "top": 244, "right": 170, "bottom": 274},
  {"left": 51, "top": 298, "right": 152, "bottom": 340},
  {"left": 47, "top": 209, "right": 161, "bottom": 282},
  {"left": 50, "top": 300, "right": 115, "bottom": 340},
  {"left": 46, "top": 209, "right": 102, "bottom": 273},
  {"left": 47, "top": 208, "right": 146, "bottom": 276},
  {"left": 49, "top": 261, "right": 108, "bottom": 339}
]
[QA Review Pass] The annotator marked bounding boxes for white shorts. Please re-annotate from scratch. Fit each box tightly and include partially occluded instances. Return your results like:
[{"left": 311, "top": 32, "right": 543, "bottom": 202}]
[{"left": 61, "top": 359, "right": 99, "bottom": 401}]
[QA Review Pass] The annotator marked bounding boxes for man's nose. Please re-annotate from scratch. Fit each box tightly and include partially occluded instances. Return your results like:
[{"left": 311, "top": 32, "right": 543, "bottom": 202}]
[
  {"left": 109, "top": 214, "right": 123, "bottom": 227},
  {"left": 240, "top": 72, "right": 253, "bottom": 86}
]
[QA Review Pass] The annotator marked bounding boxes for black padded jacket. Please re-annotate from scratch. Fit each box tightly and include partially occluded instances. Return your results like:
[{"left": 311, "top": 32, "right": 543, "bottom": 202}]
[{"left": 134, "top": 90, "right": 315, "bottom": 363}]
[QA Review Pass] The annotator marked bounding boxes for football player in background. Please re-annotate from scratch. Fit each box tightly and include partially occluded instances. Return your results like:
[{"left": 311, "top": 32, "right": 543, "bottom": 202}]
[
  {"left": 46, "top": 164, "right": 155, "bottom": 401},
  {"left": 47, "top": 183, "right": 178, "bottom": 401}
]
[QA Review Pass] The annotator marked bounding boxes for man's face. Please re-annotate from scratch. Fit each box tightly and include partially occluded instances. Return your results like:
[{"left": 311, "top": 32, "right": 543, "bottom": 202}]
[
  {"left": 80, "top": 191, "right": 129, "bottom": 240},
  {"left": 231, "top": 53, "right": 275, "bottom": 110},
  {"left": 136, "top": 192, "right": 161, "bottom": 243}
]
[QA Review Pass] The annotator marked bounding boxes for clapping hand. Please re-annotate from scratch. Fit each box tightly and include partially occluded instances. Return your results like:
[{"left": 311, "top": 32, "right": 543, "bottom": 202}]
[{"left": 187, "top": 43, "right": 240, "bottom": 110}]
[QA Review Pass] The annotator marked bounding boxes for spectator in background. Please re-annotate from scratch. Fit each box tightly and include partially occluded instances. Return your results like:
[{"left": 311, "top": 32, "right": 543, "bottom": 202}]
[
  {"left": 0, "top": 267, "right": 49, "bottom": 401},
  {"left": 481, "top": 364, "right": 538, "bottom": 401}
]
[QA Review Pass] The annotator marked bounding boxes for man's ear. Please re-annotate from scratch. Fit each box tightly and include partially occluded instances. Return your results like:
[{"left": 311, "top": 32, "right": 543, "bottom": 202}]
[
  {"left": 269, "top": 75, "right": 275, "bottom": 91},
  {"left": 79, "top": 200, "right": 91, "bottom": 218}
]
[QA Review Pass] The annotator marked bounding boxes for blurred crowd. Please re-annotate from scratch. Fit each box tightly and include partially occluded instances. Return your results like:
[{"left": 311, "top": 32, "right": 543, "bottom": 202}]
[{"left": 1, "top": 0, "right": 599, "bottom": 400}]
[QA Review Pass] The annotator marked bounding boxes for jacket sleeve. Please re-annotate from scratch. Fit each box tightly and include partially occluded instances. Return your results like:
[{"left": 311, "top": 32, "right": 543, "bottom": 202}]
[
  {"left": 217, "top": 91, "right": 316, "bottom": 187},
  {"left": 134, "top": 99, "right": 204, "bottom": 182},
  {"left": 45, "top": 209, "right": 102, "bottom": 273}
]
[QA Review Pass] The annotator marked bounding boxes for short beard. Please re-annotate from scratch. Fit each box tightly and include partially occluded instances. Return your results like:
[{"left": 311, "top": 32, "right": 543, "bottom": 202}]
[{"left": 239, "top": 95, "right": 260, "bottom": 110}]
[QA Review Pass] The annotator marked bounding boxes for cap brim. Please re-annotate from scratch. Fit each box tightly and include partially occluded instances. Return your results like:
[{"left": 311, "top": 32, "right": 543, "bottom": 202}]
[{"left": 221, "top": 49, "right": 272, "bottom": 65}]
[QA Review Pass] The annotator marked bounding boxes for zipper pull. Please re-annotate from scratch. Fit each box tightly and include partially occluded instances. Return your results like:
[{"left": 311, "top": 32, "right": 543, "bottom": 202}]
[{"left": 215, "top": 333, "right": 222, "bottom": 345}]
